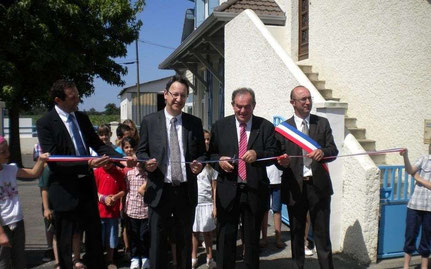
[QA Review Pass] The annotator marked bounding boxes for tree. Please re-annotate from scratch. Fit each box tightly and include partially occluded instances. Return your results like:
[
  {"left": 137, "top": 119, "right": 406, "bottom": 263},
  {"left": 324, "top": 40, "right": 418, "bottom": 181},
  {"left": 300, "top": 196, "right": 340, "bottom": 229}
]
[
  {"left": 104, "top": 103, "right": 120, "bottom": 115},
  {"left": 0, "top": 0, "right": 144, "bottom": 166}
]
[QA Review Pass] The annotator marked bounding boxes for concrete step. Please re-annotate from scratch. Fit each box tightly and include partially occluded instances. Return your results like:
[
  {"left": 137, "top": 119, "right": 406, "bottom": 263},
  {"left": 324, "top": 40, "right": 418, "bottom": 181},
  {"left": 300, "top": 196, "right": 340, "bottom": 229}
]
[
  {"left": 298, "top": 65, "right": 312, "bottom": 73},
  {"left": 356, "top": 139, "right": 376, "bottom": 151},
  {"left": 304, "top": 72, "right": 319, "bottom": 81},
  {"left": 371, "top": 154, "right": 386, "bottom": 165},
  {"left": 349, "top": 128, "right": 366, "bottom": 139},
  {"left": 326, "top": 97, "right": 341, "bottom": 102},
  {"left": 345, "top": 117, "right": 357, "bottom": 129},
  {"left": 318, "top": 89, "right": 333, "bottom": 99},
  {"left": 310, "top": 80, "right": 325, "bottom": 90}
]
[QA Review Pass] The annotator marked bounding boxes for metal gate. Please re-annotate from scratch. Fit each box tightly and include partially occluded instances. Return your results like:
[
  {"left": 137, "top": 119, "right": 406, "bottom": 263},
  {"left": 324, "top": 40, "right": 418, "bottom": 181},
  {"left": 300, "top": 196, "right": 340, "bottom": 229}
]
[{"left": 378, "top": 165, "right": 419, "bottom": 259}]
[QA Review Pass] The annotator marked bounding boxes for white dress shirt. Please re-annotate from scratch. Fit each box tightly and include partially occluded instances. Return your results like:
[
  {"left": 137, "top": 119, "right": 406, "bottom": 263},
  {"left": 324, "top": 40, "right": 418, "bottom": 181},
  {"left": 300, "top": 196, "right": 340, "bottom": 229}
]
[
  {"left": 164, "top": 108, "right": 187, "bottom": 183},
  {"left": 235, "top": 116, "right": 252, "bottom": 183},
  {"left": 55, "top": 105, "right": 88, "bottom": 156},
  {"left": 293, "top": 114, "right": 313, "bottom": 177}
]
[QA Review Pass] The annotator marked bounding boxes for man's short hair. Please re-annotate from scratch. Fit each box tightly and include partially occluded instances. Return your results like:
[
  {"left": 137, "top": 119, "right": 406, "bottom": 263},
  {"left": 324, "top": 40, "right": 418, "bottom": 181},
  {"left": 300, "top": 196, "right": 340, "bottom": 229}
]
[
  {"left": 231, "top": 87, "right": 256, "bottom": 105},
  {"left": 165, "top": 75, "right": 190, "bottom": 95},
  {"left": 51, "top": 79, "right": 76, "bottom": 101}
]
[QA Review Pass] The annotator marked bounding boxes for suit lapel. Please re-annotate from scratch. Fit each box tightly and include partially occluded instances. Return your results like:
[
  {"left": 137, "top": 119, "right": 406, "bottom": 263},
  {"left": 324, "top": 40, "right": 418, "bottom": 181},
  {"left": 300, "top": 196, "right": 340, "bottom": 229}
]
[
  {"left": 182, "top": 113, "right": 188, "bottom": 156},
  {"left": 52, "top": 109, "right": 76, "bottom": 154},
  {"left": 159, "top": 111, "right": 168, "bottom": 154},
  {"left": 247, "top": 116, "right": 259, "bottom": 149},
  {"left": 229, "top": 117, "right": 239, "bottom": 156},
  {"left": 309, "top": 114, "right": 317, "bottom": 140}
]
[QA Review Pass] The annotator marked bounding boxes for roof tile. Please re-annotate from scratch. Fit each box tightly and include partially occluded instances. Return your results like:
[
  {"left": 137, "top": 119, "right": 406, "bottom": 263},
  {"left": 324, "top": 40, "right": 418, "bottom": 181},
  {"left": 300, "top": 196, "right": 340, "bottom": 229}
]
[{"left": 215, "top": 0, "right": 284, "bottom": 17}]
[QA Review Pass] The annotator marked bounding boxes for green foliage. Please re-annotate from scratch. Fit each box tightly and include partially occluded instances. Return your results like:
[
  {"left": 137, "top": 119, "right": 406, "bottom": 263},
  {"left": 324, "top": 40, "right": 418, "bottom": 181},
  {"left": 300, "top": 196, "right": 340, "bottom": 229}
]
[
  {"left": 88, "top": 114, "right": 120, "bottom": 127},
  {"left": 104, "top": 103, "right": 120, "bottom": 115},
  {"left": 0, "top": 0, "right": 144, "bottom": 109}
]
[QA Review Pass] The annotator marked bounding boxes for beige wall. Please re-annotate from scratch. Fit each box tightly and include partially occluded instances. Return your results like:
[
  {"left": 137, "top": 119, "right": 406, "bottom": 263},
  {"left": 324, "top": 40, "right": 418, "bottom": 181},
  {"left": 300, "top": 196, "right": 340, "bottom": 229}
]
[{"left": 291, "top": 1, "right": 431, "bottom": 164}]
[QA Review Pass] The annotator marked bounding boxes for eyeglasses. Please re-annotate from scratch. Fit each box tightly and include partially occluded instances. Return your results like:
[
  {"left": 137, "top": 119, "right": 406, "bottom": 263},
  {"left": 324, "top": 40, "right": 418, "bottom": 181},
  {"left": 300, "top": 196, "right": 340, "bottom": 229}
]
[
  {"left": 167, "top": 90, "right": 188, "bottom": 100},
  {"left": 292, "top": 97, "right": 313, "bottom": 103}
]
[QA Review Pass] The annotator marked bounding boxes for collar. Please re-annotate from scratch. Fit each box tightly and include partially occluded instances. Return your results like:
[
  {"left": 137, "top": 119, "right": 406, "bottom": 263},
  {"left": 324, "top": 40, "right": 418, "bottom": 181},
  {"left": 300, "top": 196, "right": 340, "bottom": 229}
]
[
  {"left": 293, "top": 113, "right": 310, "bottom": 127},
  {"left": 55, "top": 105, "right": 75, "bottom": 122},
  {"left": 164, "top": 108, "right": 182, "bottom": 124},
  {"left": 235, "top": 115, "right": 253, "bottom": 129}
]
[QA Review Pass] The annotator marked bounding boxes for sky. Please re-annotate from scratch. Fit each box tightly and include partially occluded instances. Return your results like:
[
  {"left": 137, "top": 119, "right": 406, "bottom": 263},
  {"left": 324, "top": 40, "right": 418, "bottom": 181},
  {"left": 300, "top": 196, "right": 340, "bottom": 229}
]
[{"left": 81, "top": 0, "right": 195, "bottom": 111}]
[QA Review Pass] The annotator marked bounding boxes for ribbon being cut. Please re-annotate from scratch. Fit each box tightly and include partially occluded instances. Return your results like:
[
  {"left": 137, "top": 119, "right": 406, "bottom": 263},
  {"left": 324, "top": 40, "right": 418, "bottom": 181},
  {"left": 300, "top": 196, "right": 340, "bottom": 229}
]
[{"left": 46, "top": 121, "right": 402, "bottom": 164}]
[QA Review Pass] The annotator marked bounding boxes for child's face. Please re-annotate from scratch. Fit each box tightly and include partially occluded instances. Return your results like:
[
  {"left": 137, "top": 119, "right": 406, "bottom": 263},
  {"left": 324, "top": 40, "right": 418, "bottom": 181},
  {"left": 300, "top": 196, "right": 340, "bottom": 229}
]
[
  {"left": 122, "top": 130, "right": 131, "bottom": 139},
  {"left": 0, "top": 141, "right": 10, "bottom": 164},
  {"left": 204, "top": 132, "right": 210, "bottom": 151},
  {"left": 122, "top": 142, "right": 135, "bottom": 157},
  {"left": 98, "top": 132, "right": 111, "bottom": 145}
]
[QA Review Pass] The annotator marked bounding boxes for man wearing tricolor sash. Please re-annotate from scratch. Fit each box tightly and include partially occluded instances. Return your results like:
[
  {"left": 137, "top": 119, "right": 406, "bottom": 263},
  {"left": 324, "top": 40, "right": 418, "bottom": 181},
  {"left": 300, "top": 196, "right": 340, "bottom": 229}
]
[{"left": 276, "top": 86, "right": 338, "bottom": 269}]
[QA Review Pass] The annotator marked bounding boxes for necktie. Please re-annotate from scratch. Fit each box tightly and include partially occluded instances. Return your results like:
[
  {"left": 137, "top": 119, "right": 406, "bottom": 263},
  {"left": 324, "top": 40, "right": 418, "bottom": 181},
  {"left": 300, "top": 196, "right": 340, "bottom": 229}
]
[
  {"left": 238, "top": 123, "right": 247, "bottom": 181},
  {"left": 67, "top": 114, "right": 87, "bottom": 156},
  {"left": 170, "top": 117, "right": 183, "bottom": 186},
  {"left": 302, "top": 120, "right": 312, "bottom": 167}
]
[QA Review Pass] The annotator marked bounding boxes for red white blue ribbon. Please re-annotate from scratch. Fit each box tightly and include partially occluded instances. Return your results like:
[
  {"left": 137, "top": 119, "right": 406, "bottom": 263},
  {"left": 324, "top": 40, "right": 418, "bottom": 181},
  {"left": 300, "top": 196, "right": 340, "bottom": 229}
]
[{"left": 275, "top": 121, "right": 329, "bottom": 171}]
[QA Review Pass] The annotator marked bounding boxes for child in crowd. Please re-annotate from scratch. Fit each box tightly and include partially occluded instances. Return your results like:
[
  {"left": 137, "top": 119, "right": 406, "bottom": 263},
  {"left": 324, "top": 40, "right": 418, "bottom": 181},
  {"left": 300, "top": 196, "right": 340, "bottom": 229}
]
[
  {"left": 192, "top": 130, "right": 217, "bottom": 268},
  {"left": 401, "top": 145, "right": 431, "bottom": 269},
  {"left": 0, "top": 136, "right": 49, "bottom": 268},
  {"left": 260, "top": 164, "right": 285, "bottom": 249},
  {"left": 123, "top": 119, "right": 139, "bottom": 143},
  {"left": 95, "top": 161, "right": 127, "bottom": 269},
  {"left": 33, "top": 144, "right": 58, "bottom": 264},
  {"left": 98, "top": 124, "right": 116, "bottom": 149},
  {"left": 124, "top": 147, "right": 150, "bottom": 269},
  {"left": 120, "top": 136, "right": 138, "bottom": 258},
  {"left": 115, "top": 124, "right": 132, "bottom": 155}
]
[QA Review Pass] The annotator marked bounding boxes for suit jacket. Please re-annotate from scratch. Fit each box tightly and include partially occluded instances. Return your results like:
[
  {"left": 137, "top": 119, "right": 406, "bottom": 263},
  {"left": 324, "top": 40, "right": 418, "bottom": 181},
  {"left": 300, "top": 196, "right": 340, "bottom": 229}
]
[
  {"left": 276, "top": 114, "right": 338, "bottom": 205},
  {"left": 136, "top": 110, "right": 206, "bottom": 208},
  {"left": 36, "top": 109, "right": 123, "bottom": 211},
  {"left": 209, "top": 115, "right": 279, "bottom": 214}
]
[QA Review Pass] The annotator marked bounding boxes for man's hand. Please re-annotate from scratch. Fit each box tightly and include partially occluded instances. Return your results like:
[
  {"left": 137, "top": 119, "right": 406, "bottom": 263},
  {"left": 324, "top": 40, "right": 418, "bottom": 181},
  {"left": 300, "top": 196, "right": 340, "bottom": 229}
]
[
  {"left": 242, "top": 150, "right": 257, "bottom": 163},
  {"left": 307, "top": 149, "right": 324, "bottom": 162},
  {"left": 88, "top": 155, "right": 110, "bottom": 169},
  {"left": 190, "top": 160, "right": 203, "bottom": 175},
  {"left": 277, "top": 154, "right": 290, "bottom": 167},
  {"left": 43, "top": 208, "right": 53, "bottom": 221},
  {"left": 145, "top": 158, "right": 158, "bottom": 172},
  {"left": 0, "top": 229, "right": 10, "bottom": 248},
  {"left": 400, "top": 148, "right": 408, "bottom": 156},
  {"left": 219, "top": 156, "right": 234, "bottom": 173}
]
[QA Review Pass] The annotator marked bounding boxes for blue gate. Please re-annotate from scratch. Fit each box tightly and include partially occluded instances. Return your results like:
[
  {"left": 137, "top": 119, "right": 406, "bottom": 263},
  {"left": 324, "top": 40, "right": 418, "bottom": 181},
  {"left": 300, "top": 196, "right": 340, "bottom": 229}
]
[{"left": 378, "top": 165, "right": 418, "bottom": 259}]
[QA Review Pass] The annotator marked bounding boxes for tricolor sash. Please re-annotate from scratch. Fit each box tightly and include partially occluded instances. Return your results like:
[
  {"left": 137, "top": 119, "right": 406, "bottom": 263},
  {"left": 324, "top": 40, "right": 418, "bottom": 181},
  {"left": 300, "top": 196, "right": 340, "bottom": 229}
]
[{"left": 275, "top": 121, "right": 329, "bottom": 172}]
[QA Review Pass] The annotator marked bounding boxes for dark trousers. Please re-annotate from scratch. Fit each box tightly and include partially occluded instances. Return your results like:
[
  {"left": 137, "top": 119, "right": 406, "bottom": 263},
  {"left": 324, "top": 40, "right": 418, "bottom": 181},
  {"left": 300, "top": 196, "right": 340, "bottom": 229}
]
[
  {"left": 217, "top": 185, "right": 264, "bottom": 269},
  {"left": 149, "top": 183, "right": 195, "bottom": 269},
  {"left": 288, "top": 179, "right": 333, "bottom": 269},
  {"left": 404, "top": 208, "right": 431, "bottom": 257},
  {"left": 127, "top": 217, "right": 150, "bottom": 259},
  {"left": 55, "top": 198, "right": 104, "bottom": 269},
  {"left": 0, "top": 220, "right": 26, "bottom": 269}
]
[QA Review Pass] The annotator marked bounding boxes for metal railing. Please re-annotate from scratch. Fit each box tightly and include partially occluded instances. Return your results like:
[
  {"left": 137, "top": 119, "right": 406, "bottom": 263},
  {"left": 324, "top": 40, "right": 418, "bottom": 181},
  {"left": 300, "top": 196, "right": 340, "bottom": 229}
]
[{"left": 379, "top": 165, "right": 414, "bottom": 203}]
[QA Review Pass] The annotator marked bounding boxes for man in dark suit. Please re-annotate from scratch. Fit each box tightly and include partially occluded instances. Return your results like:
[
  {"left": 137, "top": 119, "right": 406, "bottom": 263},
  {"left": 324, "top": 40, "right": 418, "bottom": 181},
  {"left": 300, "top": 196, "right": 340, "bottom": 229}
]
[
  {"left": 136, "top": 75, "right": 205, "bottom": 269},
  {"left": 209, "top": 88, "right": 278, "bottom": 269},
  {"left": 277, "top": 86, "right": 338, "bottom": 269},
  {"left": 37, "top": 79, "right": 125, "bottom": 269}
]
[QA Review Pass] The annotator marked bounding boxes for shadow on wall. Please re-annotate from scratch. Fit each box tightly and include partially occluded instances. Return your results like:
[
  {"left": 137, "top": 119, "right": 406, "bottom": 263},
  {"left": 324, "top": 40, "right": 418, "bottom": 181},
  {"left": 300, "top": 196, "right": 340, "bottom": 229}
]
[{"left": 343, "top": 220, "right": 371, "bottom": 265}]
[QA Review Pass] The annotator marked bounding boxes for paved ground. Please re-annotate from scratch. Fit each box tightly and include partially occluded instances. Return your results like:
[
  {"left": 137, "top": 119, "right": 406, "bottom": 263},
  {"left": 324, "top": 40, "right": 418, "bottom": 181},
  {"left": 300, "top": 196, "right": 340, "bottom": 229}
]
[{"left": 19, "top": 154, "right": 423, "bottom": 268}]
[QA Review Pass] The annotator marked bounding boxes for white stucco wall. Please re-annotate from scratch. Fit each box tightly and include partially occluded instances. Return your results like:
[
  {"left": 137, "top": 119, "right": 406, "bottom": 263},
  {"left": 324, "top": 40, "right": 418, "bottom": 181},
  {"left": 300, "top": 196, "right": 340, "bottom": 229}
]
[
  {"left": 340, "top": 133, "right": 380, "bottom": 263},
  {"left": 298, "top": 1, "right": 431, "bottom": 164},
  {"left": 225, "top": 8, "right": 348, "bottom": 253},
  {"left": 225, "top": 9, "right": 381, "bottom": 263}
]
